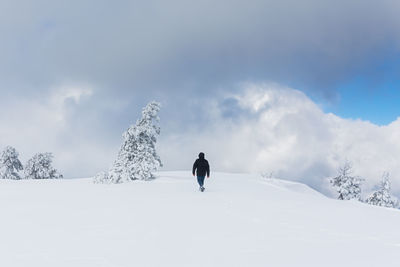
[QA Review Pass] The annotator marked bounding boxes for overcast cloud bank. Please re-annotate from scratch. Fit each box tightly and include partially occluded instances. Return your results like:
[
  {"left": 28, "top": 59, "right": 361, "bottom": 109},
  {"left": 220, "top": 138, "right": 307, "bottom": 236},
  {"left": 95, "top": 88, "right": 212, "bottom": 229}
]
[{"left": 1, "top": 0, "right": 400, "bottom": 98}]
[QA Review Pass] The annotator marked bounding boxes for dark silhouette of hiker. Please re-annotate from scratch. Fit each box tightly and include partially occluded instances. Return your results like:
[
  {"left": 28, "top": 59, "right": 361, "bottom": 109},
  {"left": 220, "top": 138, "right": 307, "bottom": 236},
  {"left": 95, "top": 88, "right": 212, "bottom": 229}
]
[{"left": 192, "top": 152, "right": 210, "bottom": 192}]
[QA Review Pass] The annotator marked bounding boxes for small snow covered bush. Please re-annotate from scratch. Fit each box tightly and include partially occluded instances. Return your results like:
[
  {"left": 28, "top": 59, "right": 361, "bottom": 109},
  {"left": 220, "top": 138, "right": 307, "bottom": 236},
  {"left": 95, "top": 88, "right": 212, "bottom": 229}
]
[
  {"left": 24, "top": 153, "right": 63, "bottom": 179},
  {"left": 0, "top": 146, "right": 23, "bottom": 179},
  {"left": 365, "top": 172, "right": 398, "bottom": 208},
  {"left": 330, "top": 161, "right": 363, "bottom": 200},
  {"left": 95, "top": 101, "right": 162, "bottom": 183},
  {"left": 93, "top": 171, "right": 110, "bottom": 184}
]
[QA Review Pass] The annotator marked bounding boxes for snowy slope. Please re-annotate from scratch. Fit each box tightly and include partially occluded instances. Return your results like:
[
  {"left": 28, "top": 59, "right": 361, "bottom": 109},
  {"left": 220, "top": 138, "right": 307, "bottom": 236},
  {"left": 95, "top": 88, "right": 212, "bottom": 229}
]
[{"left": 0, "top": 172, "right": 400, "bottom": 267}]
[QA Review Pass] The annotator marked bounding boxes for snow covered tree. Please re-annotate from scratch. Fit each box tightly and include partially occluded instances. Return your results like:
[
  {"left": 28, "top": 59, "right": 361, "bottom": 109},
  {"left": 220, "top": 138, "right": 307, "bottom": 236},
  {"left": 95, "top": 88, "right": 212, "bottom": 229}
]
[
  {"left": 24, "top": 153, "right": 63, "bottom": 179},
  {"left": 365, "top": 172, "right": 398, "bottom": 208},
  {"left": 330, "top": 161, "right": 363, "bottom": 200},
  {"left": 0, "top": 146, "right": 23, "bottom": 179},
  {"left": 96, "top": 101, "right": 162, "bottom": 183}
]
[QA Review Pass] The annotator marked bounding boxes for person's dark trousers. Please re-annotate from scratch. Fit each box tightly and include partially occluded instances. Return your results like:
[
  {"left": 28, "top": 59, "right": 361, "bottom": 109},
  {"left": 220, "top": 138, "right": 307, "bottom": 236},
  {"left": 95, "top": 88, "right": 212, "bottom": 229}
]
[{"left": 197, "top": 176, "right": 205, "bottom": 187}]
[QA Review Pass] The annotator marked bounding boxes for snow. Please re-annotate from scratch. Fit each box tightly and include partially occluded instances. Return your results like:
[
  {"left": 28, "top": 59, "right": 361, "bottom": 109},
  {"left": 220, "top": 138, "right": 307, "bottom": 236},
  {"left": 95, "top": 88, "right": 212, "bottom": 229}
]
[{"left": 1, "top": 171, "right": 400, "bottom": 266}]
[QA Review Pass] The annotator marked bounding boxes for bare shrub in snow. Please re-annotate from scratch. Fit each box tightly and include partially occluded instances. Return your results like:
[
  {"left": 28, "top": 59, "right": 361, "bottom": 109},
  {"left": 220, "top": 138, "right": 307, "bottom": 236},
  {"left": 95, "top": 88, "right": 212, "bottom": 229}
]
[
  {"left": 0, "top": 146, "right": 23, "bottom": 179},
  {"left": 261, "top": 171, "right": 274, "bottom": 180},
  {"left": 96, "top": 101, "right": 162, "bottom": 183},
  {"left": 24, "top": 153, "right": 63, "bottom": 179},
  {"left": 330, "top": 161, "right": 363, "bottom": 200},
  {"left": 93, "top": 171, "right": 110, "bottom": 184},
  {"left": 365, "top": 172, "right": 398, "bottom": 208}
]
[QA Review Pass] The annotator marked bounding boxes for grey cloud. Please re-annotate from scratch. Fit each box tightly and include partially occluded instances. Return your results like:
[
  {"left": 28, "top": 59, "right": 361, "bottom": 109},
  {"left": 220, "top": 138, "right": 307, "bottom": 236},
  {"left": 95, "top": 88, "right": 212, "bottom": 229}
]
[{"left": 1, "top": 0, "right": 400, "bottom": 97}]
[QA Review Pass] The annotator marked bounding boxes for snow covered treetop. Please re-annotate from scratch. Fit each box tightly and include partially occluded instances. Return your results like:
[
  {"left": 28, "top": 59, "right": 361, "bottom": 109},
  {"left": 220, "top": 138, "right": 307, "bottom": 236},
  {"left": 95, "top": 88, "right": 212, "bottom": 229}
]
[
  {"left": 125, "top": 101, "right": 161, "bottom": 139},
  {"left": 141, "top": 101, "right": 161, "bottom": 122}
]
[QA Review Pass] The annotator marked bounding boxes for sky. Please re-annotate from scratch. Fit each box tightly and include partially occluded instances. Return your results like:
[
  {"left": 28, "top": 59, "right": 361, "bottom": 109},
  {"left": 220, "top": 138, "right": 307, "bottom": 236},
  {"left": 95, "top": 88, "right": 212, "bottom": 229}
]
[
  {"left": 1, "top": 0, "right": 400, "bottom": 195},
  {"left": 329, "top": 77, "right": 400, "bottom": 125}
]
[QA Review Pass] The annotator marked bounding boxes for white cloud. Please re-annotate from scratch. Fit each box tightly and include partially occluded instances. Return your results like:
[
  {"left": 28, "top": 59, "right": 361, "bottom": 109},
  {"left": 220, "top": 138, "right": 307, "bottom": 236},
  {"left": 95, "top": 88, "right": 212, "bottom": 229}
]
[
  {"left": 50, "top": 84, "right": 93, "bottom": 105},
  {"left": 159, "top": 83, "right": 400, "bottom": 197},
  {"left": 48, "top": 84, "right": 93, "bottom": 122},
  {"left": 0, "top": 84, "right": 98, "bottom": 176}
]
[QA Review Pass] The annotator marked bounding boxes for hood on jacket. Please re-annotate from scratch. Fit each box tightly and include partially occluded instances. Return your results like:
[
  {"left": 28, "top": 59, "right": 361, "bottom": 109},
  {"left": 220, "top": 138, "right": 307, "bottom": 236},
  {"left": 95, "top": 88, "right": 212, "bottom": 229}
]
[{"left": 199, "top": 152, "right": 205, "bottom": 159}]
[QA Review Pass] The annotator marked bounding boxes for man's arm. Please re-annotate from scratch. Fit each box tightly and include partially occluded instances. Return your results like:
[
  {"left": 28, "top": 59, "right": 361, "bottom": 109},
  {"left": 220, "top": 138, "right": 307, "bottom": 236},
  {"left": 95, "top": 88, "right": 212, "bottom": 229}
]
[
  {"left": 206, "top": 161, "right": 210, "bottom": 177},
  {"left": 192, "top": 160, "right": 198, "bottom": 176}
]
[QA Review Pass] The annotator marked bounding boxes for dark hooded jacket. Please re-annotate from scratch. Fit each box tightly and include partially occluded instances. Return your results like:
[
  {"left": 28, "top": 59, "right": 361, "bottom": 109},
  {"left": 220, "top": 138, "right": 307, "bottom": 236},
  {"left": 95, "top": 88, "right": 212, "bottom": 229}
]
[{"left": 192, "top": 153, "right": 210, "bottom": 177}]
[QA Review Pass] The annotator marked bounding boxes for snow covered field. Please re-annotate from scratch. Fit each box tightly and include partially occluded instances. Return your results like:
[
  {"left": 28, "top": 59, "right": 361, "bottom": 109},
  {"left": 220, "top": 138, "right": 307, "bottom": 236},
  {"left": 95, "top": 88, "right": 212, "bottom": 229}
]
[{"left": 1, "top": 171, "right": 400, "bottom": 267}]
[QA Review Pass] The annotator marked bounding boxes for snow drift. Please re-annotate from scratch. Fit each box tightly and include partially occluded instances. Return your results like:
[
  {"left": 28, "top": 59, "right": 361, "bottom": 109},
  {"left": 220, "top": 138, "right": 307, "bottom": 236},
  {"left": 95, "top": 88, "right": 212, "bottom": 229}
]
[{"left": 0, "top": 172, "right": 399, "bottom": 267}]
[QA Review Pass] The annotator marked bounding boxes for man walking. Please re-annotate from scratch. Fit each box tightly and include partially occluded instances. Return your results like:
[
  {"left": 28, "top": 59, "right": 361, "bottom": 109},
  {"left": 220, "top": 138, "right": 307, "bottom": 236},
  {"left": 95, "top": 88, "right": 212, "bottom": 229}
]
[{"left": 192, "top": 152, "right": 210, "bottom": 192}]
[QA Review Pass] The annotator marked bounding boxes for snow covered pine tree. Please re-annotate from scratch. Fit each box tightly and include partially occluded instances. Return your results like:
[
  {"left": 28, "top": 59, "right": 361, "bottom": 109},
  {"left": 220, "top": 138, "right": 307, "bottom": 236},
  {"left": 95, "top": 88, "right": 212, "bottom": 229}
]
[
  {"left": 366, "top": 172, "right": 398, "bottom": 208},
  {"left": 95, "top": 101, "right": 162, "bottom": 183},
  {"left": 330, "top": 161, "right": 363, "bottom": 200},
  {"left": 0, "top": 146, "right": 23, "bottom": 179},
  {"left": 24, "top": 153, "right": 63, "bottom": 179}
]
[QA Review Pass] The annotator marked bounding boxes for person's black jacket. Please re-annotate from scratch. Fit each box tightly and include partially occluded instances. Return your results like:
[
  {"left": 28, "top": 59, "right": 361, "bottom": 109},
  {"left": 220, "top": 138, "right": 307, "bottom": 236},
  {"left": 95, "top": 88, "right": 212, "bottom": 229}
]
[{"left": 192, "top": 153, "right": 210, "bottom": 177}]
